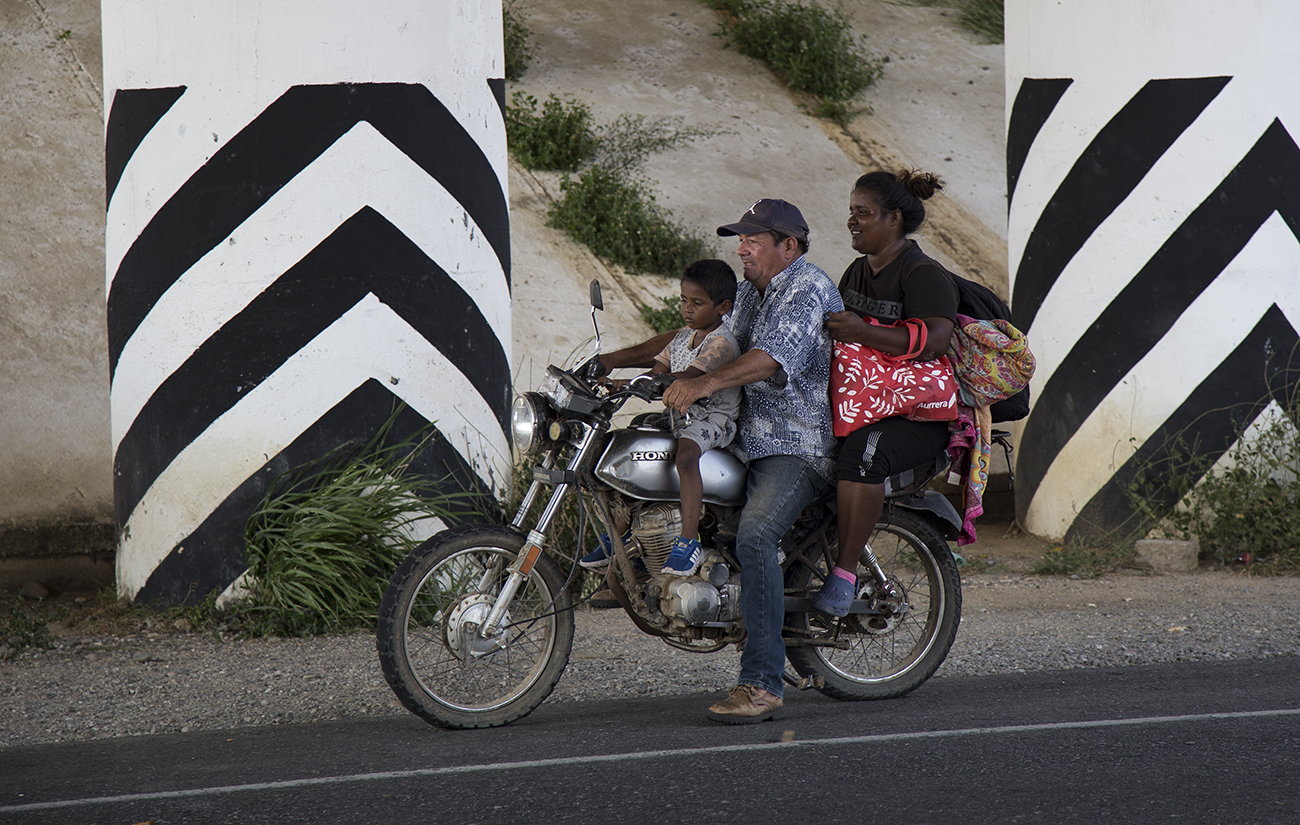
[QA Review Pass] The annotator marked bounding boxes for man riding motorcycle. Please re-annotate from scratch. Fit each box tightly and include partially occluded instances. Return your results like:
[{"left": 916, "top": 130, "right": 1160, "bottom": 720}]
[{"left": 596, "top": 198, "right": 844, "bottom": 724}]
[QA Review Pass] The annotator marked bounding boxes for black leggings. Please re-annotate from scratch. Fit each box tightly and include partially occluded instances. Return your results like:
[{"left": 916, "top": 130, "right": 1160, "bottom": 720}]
[{"left": 836, "top": 417, "right": 950, "bottom": 485}]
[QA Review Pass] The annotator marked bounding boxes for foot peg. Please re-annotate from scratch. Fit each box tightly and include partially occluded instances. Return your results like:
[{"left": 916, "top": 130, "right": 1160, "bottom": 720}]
[{"left": 782, "top": 673, "right": 826, "bottom": 691}]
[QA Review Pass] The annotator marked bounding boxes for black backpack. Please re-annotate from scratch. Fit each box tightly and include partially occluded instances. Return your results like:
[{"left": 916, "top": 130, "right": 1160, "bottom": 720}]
[{"left": 907, "top": 255, "right": 1031, "bottom": 422}]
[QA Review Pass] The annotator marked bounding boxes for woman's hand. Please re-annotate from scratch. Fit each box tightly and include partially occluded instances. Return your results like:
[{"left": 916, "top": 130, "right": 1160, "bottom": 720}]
[{"left": 825, "top": 310, "right": 871, "bottom": 343}]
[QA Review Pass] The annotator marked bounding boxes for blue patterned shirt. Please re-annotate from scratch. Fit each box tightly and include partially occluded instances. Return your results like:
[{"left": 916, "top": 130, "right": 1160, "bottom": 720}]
[{"left": 727, "top": 256, "right": 844, "bottom": 476}]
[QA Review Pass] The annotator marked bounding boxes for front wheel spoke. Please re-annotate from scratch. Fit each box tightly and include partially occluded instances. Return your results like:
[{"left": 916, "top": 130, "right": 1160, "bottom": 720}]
[{"left": 397, "top": 547, "right": 558, "bottom": 707}]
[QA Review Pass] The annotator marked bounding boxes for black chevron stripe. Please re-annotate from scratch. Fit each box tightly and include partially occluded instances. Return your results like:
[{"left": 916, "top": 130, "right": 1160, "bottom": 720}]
[
  {"left": 1063, "top": 305, "right": 1297, "bottom": 544},
  {"left": 133, "top": 380, "right": 491, "bottom": 605},
  {"left": 489, "top": 77, "right": 506, "bottom": 120},
  {"left": 106, "top": 82, "right": 510, "bottom": 377},
  {"left": 1011, "top": 77, "right": 1231, "bottom": 331},
  {"left": 1006, "top": 78, "right": 1072, "bottom": 208},
  {"left": 113, "top": 206, "right": 510, "bottom": 529},
  {"left": 104, "top": 86, "right": 186, "bottom": 207},
  {"left": 1016, "top": 119, "right": 1300, "bottom": 524}
]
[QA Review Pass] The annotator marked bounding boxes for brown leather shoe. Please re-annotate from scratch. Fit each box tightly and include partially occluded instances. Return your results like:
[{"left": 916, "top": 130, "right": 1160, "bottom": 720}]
[{"left": 706, "top": 684, "right": 785, "bottom": 724}]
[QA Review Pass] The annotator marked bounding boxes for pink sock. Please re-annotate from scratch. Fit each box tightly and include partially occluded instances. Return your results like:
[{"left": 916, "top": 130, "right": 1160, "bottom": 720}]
[{"left": 831, "top": 566, "right": 856, "bottom": 584}]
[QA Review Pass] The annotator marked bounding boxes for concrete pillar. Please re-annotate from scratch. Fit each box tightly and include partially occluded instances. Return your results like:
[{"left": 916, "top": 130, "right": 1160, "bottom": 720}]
[
  {"left": 103, "top": 2, "right": 511, "bottom": 603},
  {"left": 1007, "top": 0, "right": 1300, "bottom": 542}
]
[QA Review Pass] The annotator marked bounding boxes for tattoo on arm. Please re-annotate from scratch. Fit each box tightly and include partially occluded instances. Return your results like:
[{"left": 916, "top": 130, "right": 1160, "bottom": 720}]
[{"left": 689, "top": 339, "right": 737, "bottom": 374}]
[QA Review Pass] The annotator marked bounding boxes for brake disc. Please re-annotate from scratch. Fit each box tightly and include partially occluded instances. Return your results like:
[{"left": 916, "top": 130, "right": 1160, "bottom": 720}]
[
  {"left": 442, "top": 594, "right": 509, "bottom": 661},
  {"left": 845, "top": 576, "right": 910, "bottom": 635}
]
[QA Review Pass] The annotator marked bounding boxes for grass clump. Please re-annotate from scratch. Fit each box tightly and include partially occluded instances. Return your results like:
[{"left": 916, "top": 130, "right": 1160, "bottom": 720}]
[
  {"left": 912, "top": 0, "right": 1004, "bottom": 44},
  {"left": 506, "top": 92, "right": 600, "bottom": 172},
  {"left": 235, "top": 411, "right": 481, "bottom": 636},
  {"left": 1129, "top": 400, "right": 1300, "bottom": 574},
  {"left": 0, "top": 592, "right": 56, "bottom": 659},
  {"left": 503, "top": 0, "right": 533, "bottom": 80},
  {"left": 951, "top": 0, "right": 1004, "bottom": 44},
  {"left": 705, "top": 0, "right": 886, "bottom": 123},
  {"left": 1033, "top": 544, "right": 1122, "bottom": 578}
]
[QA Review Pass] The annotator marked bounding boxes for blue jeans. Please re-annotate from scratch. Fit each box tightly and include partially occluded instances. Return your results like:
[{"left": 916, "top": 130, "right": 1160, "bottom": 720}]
[{"left": 735, "top": 454, "right": 832, "bottom": 698}]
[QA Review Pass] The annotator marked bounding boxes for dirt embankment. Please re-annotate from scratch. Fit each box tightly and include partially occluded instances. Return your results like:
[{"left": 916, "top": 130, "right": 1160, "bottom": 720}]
[{"left": 507, "top": 0, "right": 1010, "bottom": 371}]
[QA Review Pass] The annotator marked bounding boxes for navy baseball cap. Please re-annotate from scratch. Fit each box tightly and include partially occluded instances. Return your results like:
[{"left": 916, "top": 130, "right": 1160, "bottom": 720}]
[{"left": 716, "top": 198, "right": 809, "bottom": 242}]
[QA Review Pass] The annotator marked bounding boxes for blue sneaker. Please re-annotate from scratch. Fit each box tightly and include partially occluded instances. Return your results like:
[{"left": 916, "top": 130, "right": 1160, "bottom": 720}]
[
  {"left": 661, "top": 537, "right": 704, "bottom": 577},
  {"left": 812, "top": 574, "right": 856, "bottom": 617},
  {"left": 579, "top": 531, "right": 632, "bottom": 569}
]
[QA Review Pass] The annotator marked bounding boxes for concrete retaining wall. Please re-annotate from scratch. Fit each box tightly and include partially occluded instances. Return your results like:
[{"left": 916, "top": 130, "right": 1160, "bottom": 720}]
[{"left": 0, "top": 0, "right": 112, "bottom": 588}]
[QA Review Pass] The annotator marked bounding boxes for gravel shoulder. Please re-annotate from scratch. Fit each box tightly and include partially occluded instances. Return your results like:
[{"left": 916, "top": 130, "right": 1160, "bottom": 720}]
[{"left": 4, "top": 563, "right": 1297, "bottom": 749}]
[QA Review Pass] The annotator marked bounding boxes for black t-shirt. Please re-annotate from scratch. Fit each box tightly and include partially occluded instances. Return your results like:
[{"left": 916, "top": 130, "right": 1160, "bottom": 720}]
[{"left": 837, "top": 240, "right": 959, "bottom": 324}]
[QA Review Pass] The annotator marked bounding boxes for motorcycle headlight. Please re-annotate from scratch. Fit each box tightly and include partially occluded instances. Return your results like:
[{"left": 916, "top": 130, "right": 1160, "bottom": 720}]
[{"left": 511, "top": 393, "right": 549, "bottom": 456}]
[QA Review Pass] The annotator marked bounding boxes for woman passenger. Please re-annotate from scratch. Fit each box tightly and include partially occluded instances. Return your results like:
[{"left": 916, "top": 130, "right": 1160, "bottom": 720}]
[{"left": 813, "top": 169, "right": 959, "bottom": 615}]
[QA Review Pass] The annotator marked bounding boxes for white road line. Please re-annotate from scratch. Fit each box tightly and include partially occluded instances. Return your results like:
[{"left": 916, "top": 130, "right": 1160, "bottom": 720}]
[{"left": 7, "top": 708, "right": 1300, "bottom": 814}]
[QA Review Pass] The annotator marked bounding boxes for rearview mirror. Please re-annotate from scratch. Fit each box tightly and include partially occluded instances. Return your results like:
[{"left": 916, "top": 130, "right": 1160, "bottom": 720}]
[{"left": 589, "top": 280, "right": 604, "bottom": 312}]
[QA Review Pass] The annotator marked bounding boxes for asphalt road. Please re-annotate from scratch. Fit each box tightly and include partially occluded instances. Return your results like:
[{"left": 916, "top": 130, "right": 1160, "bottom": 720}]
[{"left": 3, "top": 657, "right": 1299, "bottom": 825}]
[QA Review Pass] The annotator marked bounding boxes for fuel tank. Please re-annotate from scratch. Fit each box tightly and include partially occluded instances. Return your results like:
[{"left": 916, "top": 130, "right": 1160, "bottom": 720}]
[{"left": 594, "top": 429, "right": 747, "bottom": 505}]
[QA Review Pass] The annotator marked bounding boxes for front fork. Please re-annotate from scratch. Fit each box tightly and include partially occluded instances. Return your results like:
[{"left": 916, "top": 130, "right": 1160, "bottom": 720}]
[{"left": 480, "top": 425, "right": 601, "bottom": 636}]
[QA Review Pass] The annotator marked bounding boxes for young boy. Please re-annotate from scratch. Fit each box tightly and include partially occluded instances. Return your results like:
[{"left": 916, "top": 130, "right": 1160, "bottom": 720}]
[{"left": 579, "top": 259, "right": 741, "bottom": 576}]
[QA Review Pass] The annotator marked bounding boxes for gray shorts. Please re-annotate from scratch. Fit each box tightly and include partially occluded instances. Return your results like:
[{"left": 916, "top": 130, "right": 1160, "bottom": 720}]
[{"left": 672, "top": 409, "right": 737, "bottom": 453}]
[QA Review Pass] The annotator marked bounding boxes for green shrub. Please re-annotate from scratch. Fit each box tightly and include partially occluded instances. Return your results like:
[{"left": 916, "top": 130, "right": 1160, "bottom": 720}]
[
  {"left": 0, "top": 592, "right": 55, "bottom": 659},
  {"left": 506, "top": 92, "right": 600, "bottom": 172},
  {"left": 506, "top": 91, "right": 725, "bottom": 276},
  {"left": 639, "top": 295, "right": 685, "bottom": 334},
  {"left": 545, "top": 113, "right": 722, "bottom": 276},
  {"left": 503, "top": 0, "right": 534, "bottom": 80},
  {"left": 548, "top": 166, "right": 713, "bottom": 277},
  {"left": 705, "top": 0, "right": 885, "bottom": 122},
  {"left": 1130, "top": 401, "right": 1300, "bottom": 573},
  {"left": 237, "top": 410, "right": 481, "bottom": 636}
]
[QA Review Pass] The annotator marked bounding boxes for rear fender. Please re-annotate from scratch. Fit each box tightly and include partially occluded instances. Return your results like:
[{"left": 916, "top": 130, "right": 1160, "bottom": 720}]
[{"left": 888, "top": 492, "right": 961, "bottom": 540}]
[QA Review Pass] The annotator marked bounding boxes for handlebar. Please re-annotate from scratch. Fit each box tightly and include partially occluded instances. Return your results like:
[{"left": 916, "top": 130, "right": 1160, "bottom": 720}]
[
  {"left": 546, "top": 362, "right": 686, "bottom": 414},
  {"left": 626, "top": 373, "right": 676, "bottom": 401}
]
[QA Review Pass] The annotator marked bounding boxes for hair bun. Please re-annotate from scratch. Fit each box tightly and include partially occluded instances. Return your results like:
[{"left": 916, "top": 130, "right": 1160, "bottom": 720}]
[{"left": 895, "top": 168, "right": 944, "bottom": 201}]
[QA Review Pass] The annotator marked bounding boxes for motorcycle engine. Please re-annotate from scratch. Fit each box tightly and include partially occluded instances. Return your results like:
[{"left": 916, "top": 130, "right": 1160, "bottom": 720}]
[
  {"left": 629, "top": 503, "right": 681, "bottom": 573},
  {"left": 628, "top": 503, "right": 741, "bottom": 627}
]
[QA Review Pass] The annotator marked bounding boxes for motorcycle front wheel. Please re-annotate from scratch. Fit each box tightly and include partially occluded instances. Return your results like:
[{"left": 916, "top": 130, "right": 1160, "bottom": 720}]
[
  {"left": 785, "top": 507, "right": 961, "bottom": 700},
  {"left": 376, "top": 524, "right": 575, "bottom": 729}
]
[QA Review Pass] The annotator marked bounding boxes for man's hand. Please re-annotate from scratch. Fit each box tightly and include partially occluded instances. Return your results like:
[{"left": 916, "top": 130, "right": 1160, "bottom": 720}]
[
  {"left": 824, "top": 310, "right": 871, "bottom": 343},
  {"left": 662, "top": 375, "right": 712, "bottom": 414}
]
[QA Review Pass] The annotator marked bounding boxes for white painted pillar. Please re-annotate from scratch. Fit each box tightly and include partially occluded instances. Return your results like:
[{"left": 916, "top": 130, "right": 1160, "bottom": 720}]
[
  {"left": 103, "top": 2, "right": 511, "bottom": 603},
  {"left": 1007, "top": 0, "right": 1300, "bottom": 542}
]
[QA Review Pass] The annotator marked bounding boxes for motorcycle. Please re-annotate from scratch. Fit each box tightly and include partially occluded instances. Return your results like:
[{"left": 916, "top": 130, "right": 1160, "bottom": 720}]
[{"left": 376, "top": 280, "right": 965, "bottom": 729}]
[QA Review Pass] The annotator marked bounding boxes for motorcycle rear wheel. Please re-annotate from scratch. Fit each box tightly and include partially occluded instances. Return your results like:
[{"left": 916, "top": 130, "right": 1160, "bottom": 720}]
[
  {"left": 376, "top": 524, "right": 574, "bottom": 729},
  {"left": 785, "top": 508, "right": 961, "bottom": 700}
]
